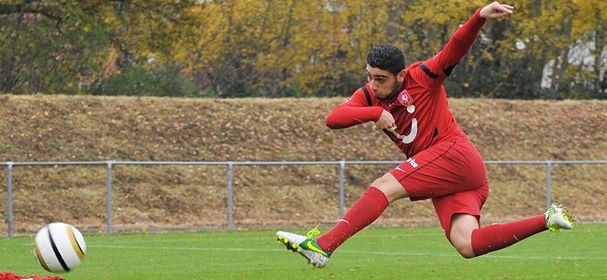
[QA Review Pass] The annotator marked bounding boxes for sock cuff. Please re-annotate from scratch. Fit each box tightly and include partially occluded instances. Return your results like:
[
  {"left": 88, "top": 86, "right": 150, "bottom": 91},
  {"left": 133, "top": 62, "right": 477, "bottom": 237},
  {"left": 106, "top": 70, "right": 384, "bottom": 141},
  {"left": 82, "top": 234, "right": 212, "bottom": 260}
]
[
  {"left": 367, "top": 186, "right": 389, "bottom": 207},
  {"left": 470, "top": 228, "right": 483, "bottom": 256}
]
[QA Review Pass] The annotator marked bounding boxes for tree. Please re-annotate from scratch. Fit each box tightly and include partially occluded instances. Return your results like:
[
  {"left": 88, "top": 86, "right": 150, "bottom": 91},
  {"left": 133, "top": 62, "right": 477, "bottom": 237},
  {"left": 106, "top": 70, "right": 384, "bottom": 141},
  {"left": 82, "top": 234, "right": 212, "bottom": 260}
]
[
  {"left": 1, "top": 0, "right": 605, "bottom": 99},
  {"left": 0, "top": 1, "right": 112, "bottom": 93}
]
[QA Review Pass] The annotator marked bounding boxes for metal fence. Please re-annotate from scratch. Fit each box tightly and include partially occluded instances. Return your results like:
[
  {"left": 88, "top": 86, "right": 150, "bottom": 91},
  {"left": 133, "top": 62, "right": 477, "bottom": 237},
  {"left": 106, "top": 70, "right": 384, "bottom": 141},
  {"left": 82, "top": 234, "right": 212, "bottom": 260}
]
[{"left": 2, "top": 160, "right": 607, "bottom": 237}]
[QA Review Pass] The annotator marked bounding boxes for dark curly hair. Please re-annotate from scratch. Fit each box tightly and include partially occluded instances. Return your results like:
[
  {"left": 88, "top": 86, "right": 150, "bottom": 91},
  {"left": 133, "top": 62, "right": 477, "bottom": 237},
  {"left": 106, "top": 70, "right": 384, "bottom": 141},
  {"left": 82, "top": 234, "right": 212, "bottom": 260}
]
[{"left": 366, "top": 45, "right": 406, "bottom": 75}]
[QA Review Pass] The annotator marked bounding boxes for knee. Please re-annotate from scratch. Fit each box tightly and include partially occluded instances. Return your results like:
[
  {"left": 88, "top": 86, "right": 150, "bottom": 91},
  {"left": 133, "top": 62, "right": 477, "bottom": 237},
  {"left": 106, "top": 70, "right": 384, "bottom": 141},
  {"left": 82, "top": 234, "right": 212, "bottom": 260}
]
[
  {"left": 452, "top": 240, "right": 476, "bottom": 259},
  {"left": 370, "top": 174, "right": 408, "bottom": 203},
  {"left": 449, "top": 214, "right": 479, "bottom": 259}
]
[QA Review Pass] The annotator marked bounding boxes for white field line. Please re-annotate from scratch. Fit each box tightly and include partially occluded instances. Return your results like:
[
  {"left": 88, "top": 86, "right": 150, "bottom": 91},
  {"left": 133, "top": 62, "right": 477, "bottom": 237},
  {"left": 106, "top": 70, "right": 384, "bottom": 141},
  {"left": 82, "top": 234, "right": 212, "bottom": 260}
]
[
  {"left": 63, "top": 233, "right": 442, "bottom": 243},
  {"left": 81, "top": 244, "right": 607, "bottom": 261}
]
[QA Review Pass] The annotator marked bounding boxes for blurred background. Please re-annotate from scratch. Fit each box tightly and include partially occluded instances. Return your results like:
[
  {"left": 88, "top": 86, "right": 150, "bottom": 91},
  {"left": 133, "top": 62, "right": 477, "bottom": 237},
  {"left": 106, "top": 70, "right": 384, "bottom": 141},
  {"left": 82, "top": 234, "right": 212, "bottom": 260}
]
[{"left": 1, "top": 0, "right": 605, "bottom": 99}]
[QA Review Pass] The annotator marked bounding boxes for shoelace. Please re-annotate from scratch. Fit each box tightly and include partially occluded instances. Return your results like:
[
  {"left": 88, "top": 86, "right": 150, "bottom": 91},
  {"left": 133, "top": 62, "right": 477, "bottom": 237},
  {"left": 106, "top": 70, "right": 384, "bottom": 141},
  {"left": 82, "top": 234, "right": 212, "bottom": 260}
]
[
  {"left": 306, "top": 224, "right": 321, "bottom": 238},
  {"left": 555, "top": 204, "right": 576, "bottom": 225},
  {"left": 562, "top": 207, "right": 576, "bottom": 225}
]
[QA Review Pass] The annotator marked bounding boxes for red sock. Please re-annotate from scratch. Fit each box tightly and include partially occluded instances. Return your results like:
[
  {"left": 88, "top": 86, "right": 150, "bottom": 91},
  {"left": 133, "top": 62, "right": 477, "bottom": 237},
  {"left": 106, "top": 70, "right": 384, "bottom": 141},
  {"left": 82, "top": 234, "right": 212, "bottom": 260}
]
[
  {"left": 471, "top": 214, "right": 547, "bottom": 256},
  {"left": 317, "top": 186, "right": 389, "bottom": 253}
]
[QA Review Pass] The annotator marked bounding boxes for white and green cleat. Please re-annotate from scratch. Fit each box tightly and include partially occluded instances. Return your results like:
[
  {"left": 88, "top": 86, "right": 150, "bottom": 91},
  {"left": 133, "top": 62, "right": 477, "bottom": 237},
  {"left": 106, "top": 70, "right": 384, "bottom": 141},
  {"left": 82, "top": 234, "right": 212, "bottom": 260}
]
[
  {"left": 545, "top": 203, "right": 575, "bottom": 232},
  {"left": 276, "top": 225, "right": 331, "bottom": 268}
]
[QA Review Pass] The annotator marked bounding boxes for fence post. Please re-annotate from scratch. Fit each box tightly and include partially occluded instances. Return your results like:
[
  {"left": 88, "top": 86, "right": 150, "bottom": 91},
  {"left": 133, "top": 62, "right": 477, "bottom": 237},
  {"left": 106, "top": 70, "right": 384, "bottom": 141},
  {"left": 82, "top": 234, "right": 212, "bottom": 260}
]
[
  {"left": 106, "top": 161, "right": 113, "bottom": 234},
  {"left": 7, "top": 162, "right": 13, "bottom": 237},
  {"left": 545, "top": 161, "right": 552, "bottom": 210},
  {"left": 227, "top": 162, "right": 234, "bottom": 231},
  {"left": 338, "top": 161, "right": 346, "bottom": 218}
]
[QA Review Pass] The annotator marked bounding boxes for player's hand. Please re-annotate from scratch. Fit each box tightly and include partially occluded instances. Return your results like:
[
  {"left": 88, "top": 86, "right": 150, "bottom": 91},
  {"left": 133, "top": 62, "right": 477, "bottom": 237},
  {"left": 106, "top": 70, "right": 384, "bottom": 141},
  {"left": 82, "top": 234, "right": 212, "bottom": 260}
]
[
  {"left": 480, "top": 2, "right": 513, "bottom": 20},
  {"left": 375, "top": 110, "right": 395, "bottom": 130}
]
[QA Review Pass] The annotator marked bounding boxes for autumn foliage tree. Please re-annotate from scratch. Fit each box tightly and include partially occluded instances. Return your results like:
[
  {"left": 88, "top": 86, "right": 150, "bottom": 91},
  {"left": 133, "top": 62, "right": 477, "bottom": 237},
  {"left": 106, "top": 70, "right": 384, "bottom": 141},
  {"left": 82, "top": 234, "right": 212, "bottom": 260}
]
[{"left": 0, "top": 0, "right": 605, "bottom": 99}]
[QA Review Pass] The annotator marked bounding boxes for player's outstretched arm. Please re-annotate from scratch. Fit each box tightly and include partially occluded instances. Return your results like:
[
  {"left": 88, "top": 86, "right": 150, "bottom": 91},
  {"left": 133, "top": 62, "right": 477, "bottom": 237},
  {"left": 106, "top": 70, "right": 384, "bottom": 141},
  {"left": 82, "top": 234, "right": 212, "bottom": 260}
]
[
  {"left": 414, "top": 2, "right": 514, "bottom": 87},
  {"left": 442, "top": 2, "right": 514, "bottom": 66}
]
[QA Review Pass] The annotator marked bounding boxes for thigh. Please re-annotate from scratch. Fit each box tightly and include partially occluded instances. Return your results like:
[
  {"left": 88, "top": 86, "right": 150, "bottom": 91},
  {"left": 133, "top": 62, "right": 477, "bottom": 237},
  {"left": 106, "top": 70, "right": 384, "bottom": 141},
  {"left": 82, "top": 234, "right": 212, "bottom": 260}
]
[
  {"left": 389, "top": 137, "right": 487, "bottom": 201},
  {"left": 431, "top": 183, "right": 489, "bottom": 241},
  {"left": 371, "top": 173, "right": 410, "bottom": 203}
]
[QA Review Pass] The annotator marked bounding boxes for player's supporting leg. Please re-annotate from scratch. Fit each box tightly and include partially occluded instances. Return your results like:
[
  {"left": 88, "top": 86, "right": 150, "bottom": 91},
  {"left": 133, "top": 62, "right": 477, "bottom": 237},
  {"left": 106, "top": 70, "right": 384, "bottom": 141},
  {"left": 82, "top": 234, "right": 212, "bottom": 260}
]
[
  {"left": 450, "top": 203, "right": 575, "bottom": 258},
  {"left": 276, "top": 173, "right": 406, "bottom": 267}
]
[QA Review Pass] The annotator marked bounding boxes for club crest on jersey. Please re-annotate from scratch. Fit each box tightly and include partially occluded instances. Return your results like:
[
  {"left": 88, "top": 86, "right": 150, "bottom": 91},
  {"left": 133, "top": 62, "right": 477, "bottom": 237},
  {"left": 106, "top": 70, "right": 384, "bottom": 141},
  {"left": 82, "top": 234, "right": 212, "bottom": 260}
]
[{"left": 397, "top": 90, "right": 413, "bottom": 107}]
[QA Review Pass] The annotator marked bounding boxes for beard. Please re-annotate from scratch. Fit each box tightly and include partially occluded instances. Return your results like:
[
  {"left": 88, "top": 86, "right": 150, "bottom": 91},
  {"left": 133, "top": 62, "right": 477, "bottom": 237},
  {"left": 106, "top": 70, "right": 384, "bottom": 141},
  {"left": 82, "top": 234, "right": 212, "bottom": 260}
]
[{"left": 376, "top": 80, "right": 403, "bottom": 101}]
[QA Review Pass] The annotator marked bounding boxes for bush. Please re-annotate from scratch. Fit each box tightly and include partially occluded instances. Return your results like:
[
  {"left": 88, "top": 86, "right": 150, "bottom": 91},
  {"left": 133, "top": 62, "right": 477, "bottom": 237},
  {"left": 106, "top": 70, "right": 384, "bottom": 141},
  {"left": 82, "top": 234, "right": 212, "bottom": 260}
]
[{"left": 91, "top": 66, "right": 198, "bottom": 97}]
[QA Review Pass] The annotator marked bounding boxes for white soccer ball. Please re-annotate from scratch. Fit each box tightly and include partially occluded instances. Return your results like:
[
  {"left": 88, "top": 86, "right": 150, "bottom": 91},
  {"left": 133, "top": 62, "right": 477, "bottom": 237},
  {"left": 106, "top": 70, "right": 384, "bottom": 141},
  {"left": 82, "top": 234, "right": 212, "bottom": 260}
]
[{"left": 33, "top": 222, "right": 87, "bottom": 273}]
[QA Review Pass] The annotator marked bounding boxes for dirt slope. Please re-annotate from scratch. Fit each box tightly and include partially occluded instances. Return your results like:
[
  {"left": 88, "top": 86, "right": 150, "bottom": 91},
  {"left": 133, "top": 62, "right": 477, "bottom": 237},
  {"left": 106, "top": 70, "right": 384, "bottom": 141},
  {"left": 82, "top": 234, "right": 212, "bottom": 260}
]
[{"left": 0, "top": 95, "right": 605, "bottom": 233}]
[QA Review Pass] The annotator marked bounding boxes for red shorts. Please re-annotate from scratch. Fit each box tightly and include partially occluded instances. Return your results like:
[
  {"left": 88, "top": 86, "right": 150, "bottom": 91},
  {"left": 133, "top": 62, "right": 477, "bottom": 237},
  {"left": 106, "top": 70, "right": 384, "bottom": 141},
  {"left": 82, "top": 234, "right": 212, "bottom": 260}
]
[{"left": 388, "top": 136, "right": 489, "bottom": 241}]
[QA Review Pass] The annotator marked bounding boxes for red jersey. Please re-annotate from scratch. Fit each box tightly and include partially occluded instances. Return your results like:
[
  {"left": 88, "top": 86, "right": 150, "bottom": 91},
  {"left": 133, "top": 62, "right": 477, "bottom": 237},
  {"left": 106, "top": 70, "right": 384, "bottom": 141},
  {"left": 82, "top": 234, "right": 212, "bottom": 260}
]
[{"left": 326, "top": 10, "right": 486, "bottom": 158}]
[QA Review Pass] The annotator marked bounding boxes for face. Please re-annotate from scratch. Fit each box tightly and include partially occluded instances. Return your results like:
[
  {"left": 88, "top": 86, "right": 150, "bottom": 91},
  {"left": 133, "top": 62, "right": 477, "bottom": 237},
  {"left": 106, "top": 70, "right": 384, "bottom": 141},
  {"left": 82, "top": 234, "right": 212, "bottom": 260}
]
[{"left": 365, "top": 65, "right": 404, "bottom": 100}]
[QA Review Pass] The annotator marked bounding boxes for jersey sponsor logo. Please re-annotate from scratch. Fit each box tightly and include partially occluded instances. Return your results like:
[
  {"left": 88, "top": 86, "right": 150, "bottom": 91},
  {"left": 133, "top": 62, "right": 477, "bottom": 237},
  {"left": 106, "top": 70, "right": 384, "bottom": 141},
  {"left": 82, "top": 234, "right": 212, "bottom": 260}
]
[
  {"left": 386, "top": 89, "right": 417, "bottom": 144},
  {"left": 407, "top": 158, "right": 418, "bottom": 168},
  {"left": 386, "top": 103, "right": 417, "bottom": 144}
]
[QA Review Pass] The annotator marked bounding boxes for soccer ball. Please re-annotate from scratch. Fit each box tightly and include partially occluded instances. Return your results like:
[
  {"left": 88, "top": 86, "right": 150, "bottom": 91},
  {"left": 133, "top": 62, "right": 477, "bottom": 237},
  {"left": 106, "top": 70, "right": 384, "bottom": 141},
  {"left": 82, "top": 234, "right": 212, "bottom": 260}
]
[{"left": 33, "top": 222, "right": 86, "bottom": 273}]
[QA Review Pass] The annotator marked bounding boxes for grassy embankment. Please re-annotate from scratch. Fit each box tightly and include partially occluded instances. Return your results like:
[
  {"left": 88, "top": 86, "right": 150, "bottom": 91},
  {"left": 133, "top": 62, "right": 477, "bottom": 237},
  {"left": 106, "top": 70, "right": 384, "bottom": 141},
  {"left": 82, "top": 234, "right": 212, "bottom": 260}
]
[{"left": 0, "top": 95, "right": 605, "bottom": 233}]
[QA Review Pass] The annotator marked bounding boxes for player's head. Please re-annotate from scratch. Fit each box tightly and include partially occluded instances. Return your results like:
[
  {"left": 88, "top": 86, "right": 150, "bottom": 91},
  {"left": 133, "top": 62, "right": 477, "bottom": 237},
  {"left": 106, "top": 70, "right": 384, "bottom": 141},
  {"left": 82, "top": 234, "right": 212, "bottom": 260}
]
[
  {"left": 366, "top": 45, "right": 406, "bottom": 100},
  {"left": 367, "top": 45, "right": 406, "bottom": 75}
]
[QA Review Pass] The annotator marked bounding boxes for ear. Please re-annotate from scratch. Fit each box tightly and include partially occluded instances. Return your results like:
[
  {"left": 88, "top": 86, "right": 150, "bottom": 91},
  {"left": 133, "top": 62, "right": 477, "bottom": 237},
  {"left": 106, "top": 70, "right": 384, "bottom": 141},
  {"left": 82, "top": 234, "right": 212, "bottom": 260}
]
[{"left": 396, "top": 69, "right": 406, "bottom": 83}]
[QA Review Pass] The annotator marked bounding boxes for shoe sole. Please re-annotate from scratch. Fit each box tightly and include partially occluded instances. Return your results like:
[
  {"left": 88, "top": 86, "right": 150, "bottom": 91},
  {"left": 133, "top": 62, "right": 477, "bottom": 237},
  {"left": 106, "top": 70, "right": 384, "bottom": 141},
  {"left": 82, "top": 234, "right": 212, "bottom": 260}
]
[{"left": 276, "top": 234, "right": 324, "bottom": 268}]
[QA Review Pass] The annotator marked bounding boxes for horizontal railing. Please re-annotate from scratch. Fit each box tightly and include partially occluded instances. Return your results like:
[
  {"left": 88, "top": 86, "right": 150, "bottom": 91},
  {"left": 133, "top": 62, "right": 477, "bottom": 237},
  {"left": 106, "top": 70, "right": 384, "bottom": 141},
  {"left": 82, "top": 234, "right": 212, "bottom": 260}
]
[{"left": 2, "top": 160, "right": 606, "bottom": 237}]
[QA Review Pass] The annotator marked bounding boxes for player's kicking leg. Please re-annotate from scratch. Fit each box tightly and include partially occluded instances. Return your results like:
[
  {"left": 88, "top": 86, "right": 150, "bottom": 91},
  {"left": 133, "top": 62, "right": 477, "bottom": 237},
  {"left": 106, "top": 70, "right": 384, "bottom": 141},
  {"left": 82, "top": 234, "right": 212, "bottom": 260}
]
[{"left": 276, "top": 175, "right": 402, "bottom": 268}]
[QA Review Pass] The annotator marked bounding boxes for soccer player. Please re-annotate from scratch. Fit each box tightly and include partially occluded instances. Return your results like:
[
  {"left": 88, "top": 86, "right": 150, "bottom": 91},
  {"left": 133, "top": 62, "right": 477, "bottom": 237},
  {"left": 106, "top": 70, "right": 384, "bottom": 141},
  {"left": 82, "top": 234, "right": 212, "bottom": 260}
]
[{"left": 276, "top": 1, "right": 575, "bottom": 268}]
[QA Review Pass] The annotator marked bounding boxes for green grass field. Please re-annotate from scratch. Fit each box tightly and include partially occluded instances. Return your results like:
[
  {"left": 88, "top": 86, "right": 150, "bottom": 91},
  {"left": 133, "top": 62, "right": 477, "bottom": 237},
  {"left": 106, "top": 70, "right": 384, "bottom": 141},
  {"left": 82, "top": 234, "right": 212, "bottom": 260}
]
[{"left": 1, "top": 224, "right": 606, "bottom": 279}]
